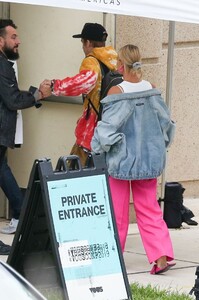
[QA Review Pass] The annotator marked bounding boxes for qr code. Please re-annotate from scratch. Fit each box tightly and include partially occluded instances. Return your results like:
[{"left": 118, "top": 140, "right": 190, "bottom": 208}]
[{"left": 68, "top": 243, "right": 110, "bottom": 262}]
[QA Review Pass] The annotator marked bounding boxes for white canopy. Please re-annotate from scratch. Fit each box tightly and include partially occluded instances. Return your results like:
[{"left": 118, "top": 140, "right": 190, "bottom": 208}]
[{"left": 1, "top": 0, "right": 199, "bottom": 24}]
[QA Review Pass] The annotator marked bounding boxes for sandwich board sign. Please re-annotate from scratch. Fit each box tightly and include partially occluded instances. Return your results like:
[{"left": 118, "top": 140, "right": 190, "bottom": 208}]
[{"left": 8, "top": 154, "right": 132, "bottom": 300}]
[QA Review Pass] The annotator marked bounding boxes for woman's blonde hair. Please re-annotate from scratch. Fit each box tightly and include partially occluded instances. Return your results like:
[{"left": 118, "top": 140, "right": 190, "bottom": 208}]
[{"left": 118, "top": 44, "right": 142, "bottom": 78}]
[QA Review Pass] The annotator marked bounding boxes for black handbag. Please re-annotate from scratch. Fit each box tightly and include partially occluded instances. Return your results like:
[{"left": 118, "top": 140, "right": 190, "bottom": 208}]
[
  {"left": 163, "top": 182, "right": 197, "bottom": 228},
  {"left": 163, "top": 182, "right": 184, "bottom": 228}
]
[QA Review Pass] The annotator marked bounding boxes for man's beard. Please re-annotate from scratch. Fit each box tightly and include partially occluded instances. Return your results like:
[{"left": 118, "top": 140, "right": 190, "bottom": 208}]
[{"left": 3, "top": 47, "right": 19, "bottom": 60}]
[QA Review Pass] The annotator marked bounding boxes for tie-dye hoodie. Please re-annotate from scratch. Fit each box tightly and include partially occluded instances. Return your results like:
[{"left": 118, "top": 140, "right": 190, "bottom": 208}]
[{"left": 53, "top": 46, "right": 117, "bottom": 150}]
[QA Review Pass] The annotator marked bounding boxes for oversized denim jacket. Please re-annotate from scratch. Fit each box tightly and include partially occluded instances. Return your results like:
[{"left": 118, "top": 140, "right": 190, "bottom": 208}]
[{"left": 91, "top": 88, "right": 176, "bottom": 180}]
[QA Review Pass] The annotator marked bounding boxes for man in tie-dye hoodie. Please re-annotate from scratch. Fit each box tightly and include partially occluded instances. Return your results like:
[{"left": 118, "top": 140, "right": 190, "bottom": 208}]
[{"left": 50, "top": 23, "right": 118, "bottom": 166}]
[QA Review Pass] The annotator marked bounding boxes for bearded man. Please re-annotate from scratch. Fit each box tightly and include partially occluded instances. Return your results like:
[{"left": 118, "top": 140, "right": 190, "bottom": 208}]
[
  {"left": 0, "top": 19, "right": 51, "bottom": 168},
  {"left": 0, "top": 19, "right": 51, "bottom": 249}
]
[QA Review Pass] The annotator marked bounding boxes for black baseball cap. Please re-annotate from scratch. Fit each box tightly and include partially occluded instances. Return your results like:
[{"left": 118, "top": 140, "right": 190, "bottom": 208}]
[{"left": 72, "top": 23, "right": 108, "bottom": 42}]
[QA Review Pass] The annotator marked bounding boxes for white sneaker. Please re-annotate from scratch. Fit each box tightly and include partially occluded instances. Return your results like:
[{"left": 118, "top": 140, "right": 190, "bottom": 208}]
[{"left": 0, "top": 218, "right": 19, "bottom": 234}]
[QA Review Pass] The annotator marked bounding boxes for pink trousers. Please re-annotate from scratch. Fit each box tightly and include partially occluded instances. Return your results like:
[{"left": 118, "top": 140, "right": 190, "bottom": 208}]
[{"left": 109, "top": 177, "right": 174, "bottom": 264}]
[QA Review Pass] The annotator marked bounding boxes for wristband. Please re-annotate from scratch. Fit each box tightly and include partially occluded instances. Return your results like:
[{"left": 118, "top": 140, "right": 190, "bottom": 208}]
[
  {"left": 51, "top": 80, "right": 55, "bottom": 91},
  {"left": 39, "top": 89, "right": 44, "bottom": 99}
]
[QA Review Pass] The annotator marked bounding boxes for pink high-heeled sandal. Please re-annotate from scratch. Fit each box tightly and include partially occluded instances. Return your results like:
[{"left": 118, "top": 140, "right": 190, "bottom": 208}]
[{"left": 150, "top": 262, "right": 176, "bottom": 275}]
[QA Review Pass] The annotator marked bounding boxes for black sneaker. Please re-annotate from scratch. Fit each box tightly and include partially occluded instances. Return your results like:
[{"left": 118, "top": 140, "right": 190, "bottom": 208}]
[
  {"left": 0, "top": 240, "right": 11, "bottom": 255},
  {"left": 184, "top": 219, "right": 198, "bottom": 226}
]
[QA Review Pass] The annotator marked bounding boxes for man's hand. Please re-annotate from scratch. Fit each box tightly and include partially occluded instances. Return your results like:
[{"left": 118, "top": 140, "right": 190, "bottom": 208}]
[{"left": 39, "top": 80, "right": 52, "bottom": 99}]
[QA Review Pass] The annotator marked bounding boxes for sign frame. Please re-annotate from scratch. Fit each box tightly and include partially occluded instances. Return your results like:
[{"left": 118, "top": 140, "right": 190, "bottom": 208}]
[{"left": 8, "top": 154, "right": 132, "bottom": 300}]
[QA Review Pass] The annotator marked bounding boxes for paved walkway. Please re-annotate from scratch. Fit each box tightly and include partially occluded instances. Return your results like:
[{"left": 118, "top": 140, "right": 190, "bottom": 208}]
[
  {"left": 0, "top": 198, "right": 198, "bottom": 298},
  {"left": 125, "top": 198, "right": 199, "bottom": 298}
]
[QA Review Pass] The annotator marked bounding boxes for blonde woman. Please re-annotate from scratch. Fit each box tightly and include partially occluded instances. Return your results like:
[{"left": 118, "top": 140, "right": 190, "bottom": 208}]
[{"left": 91, "top": 44, "right": 176, "bottom": 275}]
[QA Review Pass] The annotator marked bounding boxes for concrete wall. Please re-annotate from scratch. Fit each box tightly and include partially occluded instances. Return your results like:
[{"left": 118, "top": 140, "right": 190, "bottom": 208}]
[{"left": 7, "top": 4, "right": 115, "bottom": 187}]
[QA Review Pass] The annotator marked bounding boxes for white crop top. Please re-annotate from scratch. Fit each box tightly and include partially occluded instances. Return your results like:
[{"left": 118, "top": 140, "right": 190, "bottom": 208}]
[{"left": 117, "top": 80, "right": 152, "bottom": 93}]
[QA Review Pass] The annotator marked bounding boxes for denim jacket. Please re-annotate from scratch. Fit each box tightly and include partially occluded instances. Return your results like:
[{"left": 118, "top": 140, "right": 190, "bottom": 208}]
[{"left": 91, "top": 89, "right": 175, "bottom": 180}]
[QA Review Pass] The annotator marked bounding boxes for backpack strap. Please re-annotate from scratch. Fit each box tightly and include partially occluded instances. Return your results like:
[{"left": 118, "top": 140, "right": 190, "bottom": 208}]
[
  {"left": 83, "top": 56, "right": 110, "bottom": 119},
  {"left": 83, "top": 56, "right": 123, "bottom": 121},
  {"left": 87, "top": 55, "right": 109, "bottom": 78}
]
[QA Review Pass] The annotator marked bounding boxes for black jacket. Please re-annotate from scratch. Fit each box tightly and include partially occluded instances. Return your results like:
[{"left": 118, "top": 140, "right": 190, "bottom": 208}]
[{"left": 0, "top": 52, "right": 37, "bottom": 148}]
